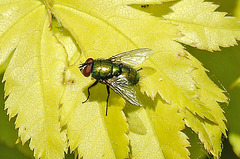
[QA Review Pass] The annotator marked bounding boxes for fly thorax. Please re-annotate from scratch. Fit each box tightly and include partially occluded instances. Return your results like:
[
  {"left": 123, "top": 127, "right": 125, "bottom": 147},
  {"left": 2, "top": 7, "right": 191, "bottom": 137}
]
[{"left": 92, "top": 60, "right": 120, "bottom": 79}]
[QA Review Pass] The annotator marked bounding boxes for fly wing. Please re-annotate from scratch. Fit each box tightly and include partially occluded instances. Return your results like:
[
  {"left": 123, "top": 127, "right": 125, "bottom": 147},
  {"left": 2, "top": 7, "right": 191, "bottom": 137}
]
[
  {"left": 104, "top": 76, "right": 142, "bottom": 106},
  {"left": 108, "top": 48, "right": 153, "bottom": 66}
]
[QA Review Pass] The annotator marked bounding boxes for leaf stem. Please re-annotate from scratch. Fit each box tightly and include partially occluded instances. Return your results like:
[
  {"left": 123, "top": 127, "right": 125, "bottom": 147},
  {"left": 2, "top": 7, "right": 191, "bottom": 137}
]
[{"left": 44, "top": 0, "right": 52, "bottom": 28}]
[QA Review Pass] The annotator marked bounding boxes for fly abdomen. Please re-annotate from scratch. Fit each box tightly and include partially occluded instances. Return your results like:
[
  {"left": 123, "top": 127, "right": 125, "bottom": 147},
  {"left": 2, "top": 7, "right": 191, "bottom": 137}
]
[
  {"left": 121, "top": 65, "right": 139, "bottom": 86},
  {"left": 92, "top": 59, "right": 121, "bottom": 79},
  {"left": 112, "top": 63, "right": 121, "bottom": 76}
]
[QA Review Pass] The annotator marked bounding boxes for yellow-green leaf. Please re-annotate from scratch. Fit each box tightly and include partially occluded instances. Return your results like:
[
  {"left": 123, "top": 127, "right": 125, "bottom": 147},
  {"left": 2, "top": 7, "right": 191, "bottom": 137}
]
[
  {"left": 145, "top": 45, "right": 227, "bottom": 156},
  {"left": 164, "top": 0, "right": 240, "bottom": 51},
  {"left": 1, "top": 2, "right": 67, "bottom": 158},
  {"left": 124, "top": 104, "right": 165, "bottom": 158},
  {"left": 0, "top": 1, "right": 43, "bottom": 66},
  {"left": 158, "top": 49, "right": 227, "bottom": 156},
  {"left": 146, "top": 96, "right": 190, "bottom": 158},
  {"left": 0, "top": 74, "right": 33, "bottom": 158},
  {"left": 0, "top": 0, "right": 232, "bottom": 158}
]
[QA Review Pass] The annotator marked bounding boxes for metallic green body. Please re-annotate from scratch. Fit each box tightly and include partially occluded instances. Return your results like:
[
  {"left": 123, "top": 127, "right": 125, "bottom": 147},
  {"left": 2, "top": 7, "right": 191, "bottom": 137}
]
[
  {"left": 91, "top": 59, "right": 139, "bottom": 85},
  {"left": 92, "top": 59, "right": 120, "bottom": 79},
  {"left": 121, "top": 65, "right": 139, "bottom": 86}
]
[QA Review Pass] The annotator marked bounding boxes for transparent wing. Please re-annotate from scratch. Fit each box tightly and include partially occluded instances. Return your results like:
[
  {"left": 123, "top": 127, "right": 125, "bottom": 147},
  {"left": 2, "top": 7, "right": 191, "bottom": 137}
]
[
  {"left": 104, "top": 76, "right": 142, "bottom": 106},
  {"left": 108, "top": 48, "right": 153, "bottom": 66}
]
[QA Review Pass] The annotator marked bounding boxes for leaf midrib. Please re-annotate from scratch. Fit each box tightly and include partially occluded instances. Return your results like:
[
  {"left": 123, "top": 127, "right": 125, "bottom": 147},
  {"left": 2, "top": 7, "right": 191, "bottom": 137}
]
[{"left": 52, "top": 3, "right": 138, "bottom": 48}]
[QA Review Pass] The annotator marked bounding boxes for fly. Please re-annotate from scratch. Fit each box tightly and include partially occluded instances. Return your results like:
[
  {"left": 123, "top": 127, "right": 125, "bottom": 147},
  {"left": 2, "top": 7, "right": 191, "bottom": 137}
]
[{"left": 79, "top": 48, "right": 153, "bottom": 116}]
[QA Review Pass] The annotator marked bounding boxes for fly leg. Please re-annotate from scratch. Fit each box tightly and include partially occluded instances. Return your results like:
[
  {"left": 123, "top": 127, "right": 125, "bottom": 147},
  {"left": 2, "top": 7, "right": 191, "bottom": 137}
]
[
  {"left": 105, "top": 85, "right": 110, "bottom": 116},
  {"left": 82, "top": 80, "right": 98, "bottom": 104},
  {"left": 137, "top": 68, "right": 143, "bottom": 71}
]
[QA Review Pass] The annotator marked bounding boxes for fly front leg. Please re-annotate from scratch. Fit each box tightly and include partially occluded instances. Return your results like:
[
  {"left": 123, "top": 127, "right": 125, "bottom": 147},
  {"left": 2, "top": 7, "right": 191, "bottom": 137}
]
[
  {"left": 82, "top": 80, "right": 98, "bottom": 104},
  {"left": 105, "top": 85, "right": 110, "bottom": 116},
  {"left": 137, "top": 68, "right": 143, "bottom": 71}
]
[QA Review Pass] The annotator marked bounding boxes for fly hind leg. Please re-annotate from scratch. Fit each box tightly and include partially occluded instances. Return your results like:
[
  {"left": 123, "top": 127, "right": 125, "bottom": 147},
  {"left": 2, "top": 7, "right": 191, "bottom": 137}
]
[
  {"left": 105, "top": 85, "right": 110, "bottom": 116},
  {"left": 82, "top": 80, "right": 98, "bottom": 104}
]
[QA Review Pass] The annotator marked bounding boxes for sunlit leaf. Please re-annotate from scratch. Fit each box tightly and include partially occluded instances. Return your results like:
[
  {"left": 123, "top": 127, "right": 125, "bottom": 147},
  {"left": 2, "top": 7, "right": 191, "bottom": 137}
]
[
  {"left": 146, "top": 96, "right": 190, "bottom": 158},
  {"left": 124, "top": 104, "right": 165, "bottom": 158},
  {"left": 1, "top": 2, "right": 67, "bottom": 158},
  {"left": 164, "top": 0, "right": 240, "bottom": 51}
]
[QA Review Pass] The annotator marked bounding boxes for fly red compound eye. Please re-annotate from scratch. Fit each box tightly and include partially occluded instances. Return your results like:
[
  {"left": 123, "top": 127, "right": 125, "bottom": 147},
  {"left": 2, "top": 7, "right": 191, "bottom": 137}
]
[
  {"left": 83, "top": 65, "right": 92, "bottom": 77},
  {"left": 81, "top": 58, "right": 94, "bottom": 77},
  {"left": 85, "top": 58, "right": 94, "bottom": 64}
]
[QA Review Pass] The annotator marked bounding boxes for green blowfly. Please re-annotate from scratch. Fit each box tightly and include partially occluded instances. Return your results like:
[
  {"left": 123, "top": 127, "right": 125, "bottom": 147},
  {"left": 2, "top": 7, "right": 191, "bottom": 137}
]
[{"left": 79, "top": 48, "right": 153, "bottom": 116}]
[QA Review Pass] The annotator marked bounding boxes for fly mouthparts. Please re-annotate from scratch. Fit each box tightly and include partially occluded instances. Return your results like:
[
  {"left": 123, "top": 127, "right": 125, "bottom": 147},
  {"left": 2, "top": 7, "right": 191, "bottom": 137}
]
[{"left": 79, "top": 63, "right": 86, "bottom": 70}]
